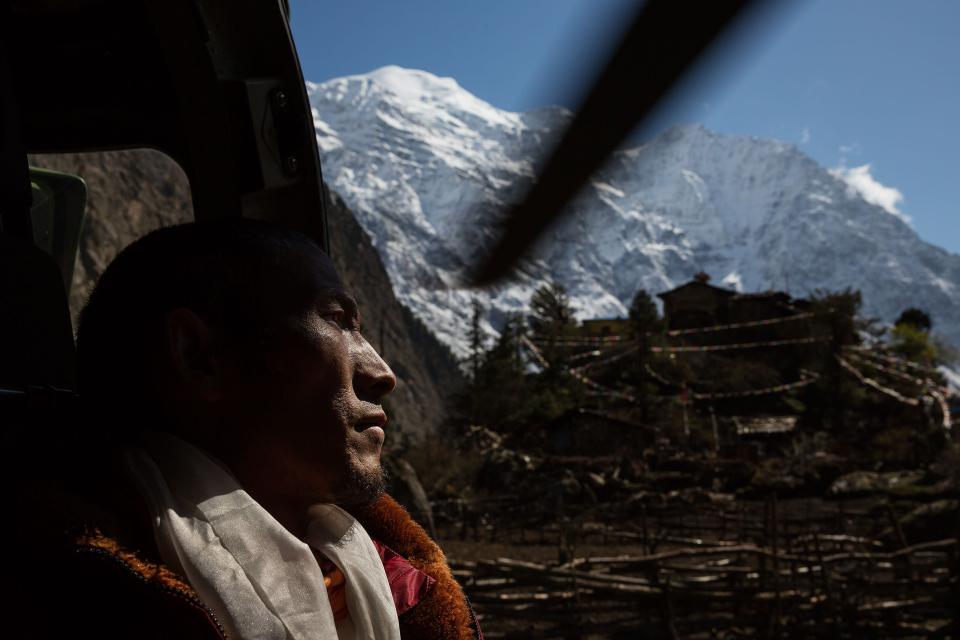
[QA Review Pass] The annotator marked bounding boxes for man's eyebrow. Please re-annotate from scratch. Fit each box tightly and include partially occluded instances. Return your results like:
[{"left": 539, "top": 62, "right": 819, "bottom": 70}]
[
  {"left": 317, "top": 291, "right": 360, "bottom": 321},
  {"left": 338, "top": 294, "right": 359, "bottom": 319}
]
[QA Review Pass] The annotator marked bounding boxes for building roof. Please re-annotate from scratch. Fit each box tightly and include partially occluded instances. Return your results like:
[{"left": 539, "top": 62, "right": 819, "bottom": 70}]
[
  {"left": 657, "top": 279, "right": 737, "bottom": 300},
  {"left": 730, "top": 291, "right": 792, "bottom": 302}
]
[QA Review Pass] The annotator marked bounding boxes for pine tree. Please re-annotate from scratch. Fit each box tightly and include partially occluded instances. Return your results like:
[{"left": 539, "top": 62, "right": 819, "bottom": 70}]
[
  {"left": 466, "top": 315, "right": 526, "bottom": 427},
  {"left": 528, "top": 281, "right": 575, "bottom": 336},
  {"left": 628, "top": 289, "right": 664, "bottom": 335},
  {"left": 627, "top": 289, "right": 664, "bottom": 421},
  {"left": 808, "top": 288, "right": 863, "bottom": 432},
  {"left": 467, "top": 297, "right": 485, "bottom": 384},
  {"left": 895, "top": 307, "right": 932, "bottom": 333}
]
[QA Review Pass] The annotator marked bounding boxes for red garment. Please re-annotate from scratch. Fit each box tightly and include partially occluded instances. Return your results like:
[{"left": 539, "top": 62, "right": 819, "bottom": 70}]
[
  {"left": 373, "top": 539, "right": 437, "bottom": 616},
  {"left": 317, "top": 539, "right": 435, "bottom": 619}
]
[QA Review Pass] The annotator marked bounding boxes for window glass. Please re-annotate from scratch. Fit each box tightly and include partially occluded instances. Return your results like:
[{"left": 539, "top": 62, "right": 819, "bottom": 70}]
[{"left": 29, "top": 150, "right": 193, "bottom": 321}]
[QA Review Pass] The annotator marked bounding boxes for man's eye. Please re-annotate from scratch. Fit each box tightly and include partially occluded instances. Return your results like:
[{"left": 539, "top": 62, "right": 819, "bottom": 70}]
[{"left": 321, "top": 310, "right": 348, "bottom": 328}]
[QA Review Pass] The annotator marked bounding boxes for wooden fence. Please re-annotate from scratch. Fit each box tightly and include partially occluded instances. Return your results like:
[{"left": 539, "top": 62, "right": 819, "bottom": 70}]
[
  {"left": 440, "top": 496, "right": 958, "bottom": 638},
  {"left": 453, "top": 538, "right": 956, "bottom": 638}
]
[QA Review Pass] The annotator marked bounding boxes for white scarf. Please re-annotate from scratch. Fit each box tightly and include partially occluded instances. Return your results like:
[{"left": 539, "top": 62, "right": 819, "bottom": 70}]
[{"left": 122, "top": 432, "right": 402, "bottom": 640}]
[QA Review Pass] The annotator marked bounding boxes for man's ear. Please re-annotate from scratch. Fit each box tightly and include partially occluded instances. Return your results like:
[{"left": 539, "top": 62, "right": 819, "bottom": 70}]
[{"left": 164, "top": 307, "right": 222, "bottom": 402}]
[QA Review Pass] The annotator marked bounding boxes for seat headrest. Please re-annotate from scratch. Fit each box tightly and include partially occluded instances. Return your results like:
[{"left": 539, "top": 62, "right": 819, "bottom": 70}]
[{"left": 0, "top": 232, "right": 75, "bottom": 389}]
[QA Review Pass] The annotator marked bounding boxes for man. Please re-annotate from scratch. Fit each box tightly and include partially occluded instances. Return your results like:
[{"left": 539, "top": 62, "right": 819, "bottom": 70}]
[{"left": 39, "top": 219, "right": 480, "bottom": 639}]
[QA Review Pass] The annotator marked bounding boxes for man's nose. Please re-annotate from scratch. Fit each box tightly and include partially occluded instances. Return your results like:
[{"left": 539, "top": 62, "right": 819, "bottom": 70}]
[{"left": 354, "top": 337, "right": 397, "bottom": 402}]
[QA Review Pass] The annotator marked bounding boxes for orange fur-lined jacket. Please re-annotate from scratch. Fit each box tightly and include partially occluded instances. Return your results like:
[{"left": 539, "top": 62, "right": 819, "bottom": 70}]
[{"left": 9, "top": 442, "right": 481, "bottom": 640}]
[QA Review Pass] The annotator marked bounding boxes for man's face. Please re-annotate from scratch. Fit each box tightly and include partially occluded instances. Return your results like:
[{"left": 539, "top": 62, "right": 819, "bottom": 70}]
[{"left": 213, "top": 248, "right": 396, "bottom": 512}]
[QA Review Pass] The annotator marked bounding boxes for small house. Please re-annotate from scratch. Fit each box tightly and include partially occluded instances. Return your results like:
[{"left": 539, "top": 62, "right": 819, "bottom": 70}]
[
  {"left": 727, "top": 291, "right": 795, "bottom": 324},
  {"left": 656, "top": 272, "right": 736, "bottom": 330},
  {"left": 730, "top": 415, "right": 798, "bottom": 459},
  {"left": 580, "top": 318, "right": 631, "bottom": 337}
]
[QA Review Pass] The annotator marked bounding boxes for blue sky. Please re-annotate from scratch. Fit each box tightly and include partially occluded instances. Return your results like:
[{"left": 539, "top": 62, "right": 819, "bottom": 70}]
[{"left": 290, "top": 0, "right": 960, "bottom": 254}]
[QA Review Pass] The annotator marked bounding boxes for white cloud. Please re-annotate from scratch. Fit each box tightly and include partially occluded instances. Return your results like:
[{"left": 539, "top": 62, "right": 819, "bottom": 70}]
[
  {"left": 839, "top": 143, "right": 860, "bottom": 155},
  {"left": 800, "top": 127, "right": 811, "bottom": 144},
  {"left": 837, "top": 142, "right": 862, "bottom": 166},
  {"left": 829, "top": 163, "right": 910, "bottom": 225}
]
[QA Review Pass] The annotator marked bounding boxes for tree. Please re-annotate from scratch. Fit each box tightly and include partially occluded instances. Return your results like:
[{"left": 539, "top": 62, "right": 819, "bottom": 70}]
[
  {"left": 891, "top": 308, "right": 939, "bottom": 366},
  {"left": 628, "top": 289, "right": 664, "bottom": 336},
  {"left": 625, "top": 290, "right": 664, "bottom": 421},
  {"left": 457, "top": 315, "right": 525, "bottom": 426},
  {"left": 890, "top": 324, "right": 938, "bottom": 365},
  {"left": 481, "top": 316, "right": 524, "bottom": 381},
  {"left": 456, "top": 288, "right": 586, "bottom": 432},
  {"left": 528, "top": 281, "right": 576, "bottom": 337},
  {"left": 809, "top": 288, "right": 862, "bottom": 348},
  {"left": 895, "top": 307, "right": 932, "bottom": 333},
  {"left": 807, "top": 289, "right": 864, "bottom": 432},
  {"left": 467, "top": 297, "right": 485, "bottom": 383}
]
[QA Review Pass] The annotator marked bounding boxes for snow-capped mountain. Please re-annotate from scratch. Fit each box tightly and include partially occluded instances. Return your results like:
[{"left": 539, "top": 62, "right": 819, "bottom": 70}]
[{"left": 308, "top": 66, "right": 960, "bottom": 355}]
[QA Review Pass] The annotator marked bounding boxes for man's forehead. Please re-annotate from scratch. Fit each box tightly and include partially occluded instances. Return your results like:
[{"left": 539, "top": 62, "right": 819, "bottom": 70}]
[
  {"left": 306, "top": 249, "right": 344, "bottom": 291},
  {"left": 296, "top": 249, "right": 359, "bottom": 310}
]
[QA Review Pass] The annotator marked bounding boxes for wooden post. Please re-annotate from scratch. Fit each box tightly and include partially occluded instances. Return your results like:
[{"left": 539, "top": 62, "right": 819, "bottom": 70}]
[
  {"left": 637, "top": 327, "right": 647, "bottom": 422},
  {"left": 557, "top": 514, "right": 567, "bottom": 565},
  {"left": 884, "top": 501, "right": 908, "bottom": 549},
  {"left": 885, "top": 500, "right": 912, "bottom": 585},
  {"left": 710, "top": 404, "right": 720, "bottom": 455},
  {"left": 766, "top": 493, "right": 781, "bottom": 639},
  {"left": 951, "top": 541, "right": 959, "bottom": 640},
  {"left": 739, "top": 502, "right": 746, "bottom": 543},
  {"left": 720, "top": 503, "right": 727, "bottom": 541},
  {"left": 814, "top": 532, "right": 834, "bottom": 632},
  {"left": 761, "top": 497, "right": 770, "bottom": 591},
  {"left": 680, "top": 384, "right": 690, "bottom": 439},
  {"left": 641, "top": 502, "right": 652, "bottom": 555},
  {"left": 662, "top": 575, "right": 680, "bottom": 640},
  {"left": 785, "top": 500, "right": 797, "bottom": 605}
]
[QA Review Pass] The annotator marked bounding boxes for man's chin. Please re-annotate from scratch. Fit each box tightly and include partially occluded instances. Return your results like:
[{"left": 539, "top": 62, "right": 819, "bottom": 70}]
[{"left": 334, "top": 462, "right": 388, "bottom": 507}]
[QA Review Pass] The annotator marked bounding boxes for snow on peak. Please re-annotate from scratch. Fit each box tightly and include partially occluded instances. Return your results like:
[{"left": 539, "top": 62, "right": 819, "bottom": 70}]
[
  {"left": 365, "top": 65, "right": 463, "bottom": 102},
  {"left": 308, "top": 66, "right": 960, "bottom": 355},
  {"left": 326, "top": 65, "right": 523, "bottom": 132}
]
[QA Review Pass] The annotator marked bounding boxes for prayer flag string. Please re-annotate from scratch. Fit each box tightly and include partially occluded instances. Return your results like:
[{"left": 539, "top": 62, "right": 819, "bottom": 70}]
[{"left": 664, "top": 312, "right": 817, "bottom": 337}]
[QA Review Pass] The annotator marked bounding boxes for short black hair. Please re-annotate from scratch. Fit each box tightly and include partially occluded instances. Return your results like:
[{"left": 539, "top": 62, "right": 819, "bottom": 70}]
[{"left": 76, "top": 218, "right": 334, "bottom": 423}]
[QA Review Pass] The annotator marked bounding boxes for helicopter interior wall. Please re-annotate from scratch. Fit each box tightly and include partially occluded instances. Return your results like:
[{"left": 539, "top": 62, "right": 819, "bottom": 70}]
[
  {"left": 6, "top": 0, "right": 330, "bottom": 251},
  {"left": 7, "top": 0, "right": 182, "bottom": 156},
  {"left": 1, "top": 0, "right": 331, "bottom": 398},
  {"left": 0, "top": 233, "right": 76, "bottom": 389},
  {"left": 0, "top": 12, "right": 75, "bottom": 393}
]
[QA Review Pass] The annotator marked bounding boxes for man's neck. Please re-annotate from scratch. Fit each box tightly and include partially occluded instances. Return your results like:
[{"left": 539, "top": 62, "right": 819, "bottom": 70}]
[{"left": 155, "top": 427, "right": 334, "bottom": 540}]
